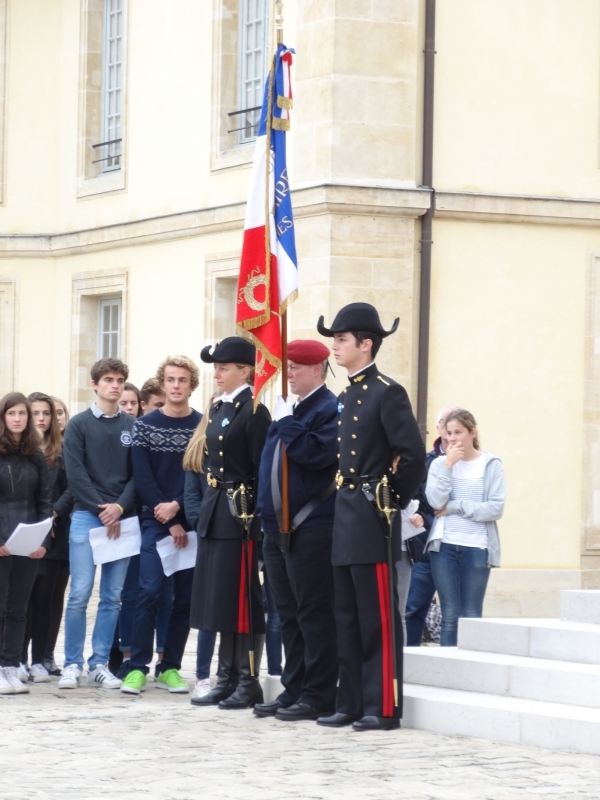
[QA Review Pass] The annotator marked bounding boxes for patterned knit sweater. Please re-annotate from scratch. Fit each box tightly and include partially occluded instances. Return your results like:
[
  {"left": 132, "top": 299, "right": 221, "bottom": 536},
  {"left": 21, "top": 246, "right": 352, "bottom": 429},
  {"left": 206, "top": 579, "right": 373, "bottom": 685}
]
[{"left": 131, "top": 408, "right": 201, "bottom": 528}]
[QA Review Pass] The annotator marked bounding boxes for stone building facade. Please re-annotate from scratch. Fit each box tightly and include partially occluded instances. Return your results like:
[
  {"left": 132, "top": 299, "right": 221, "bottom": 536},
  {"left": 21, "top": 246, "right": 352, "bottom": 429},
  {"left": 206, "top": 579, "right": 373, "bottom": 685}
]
[{"left": 0, "top": 0, "right": 599, "bottom": 612}]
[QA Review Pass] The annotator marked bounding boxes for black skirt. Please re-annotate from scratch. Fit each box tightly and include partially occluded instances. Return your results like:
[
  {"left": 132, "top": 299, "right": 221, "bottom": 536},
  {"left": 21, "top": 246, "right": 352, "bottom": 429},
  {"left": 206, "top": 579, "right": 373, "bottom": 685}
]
[{"left": 190, "top": 536, "right": 266, "bottom": 634}]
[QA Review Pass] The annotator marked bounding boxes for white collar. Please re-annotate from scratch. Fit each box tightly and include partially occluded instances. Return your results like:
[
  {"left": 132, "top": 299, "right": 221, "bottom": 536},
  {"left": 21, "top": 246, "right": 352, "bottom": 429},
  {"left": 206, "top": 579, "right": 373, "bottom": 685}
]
[
  {"left": 294, "top": 384, "right": 323, "bottom": 407},
  {"left": 91, "top": 402, "right": 121, "bottom": 419},
  {"left": 220, "top": 384, "right": 248, "bottom": 404},
  {"left": 348, "top": 362, "right": 375, "bottom": 378}
]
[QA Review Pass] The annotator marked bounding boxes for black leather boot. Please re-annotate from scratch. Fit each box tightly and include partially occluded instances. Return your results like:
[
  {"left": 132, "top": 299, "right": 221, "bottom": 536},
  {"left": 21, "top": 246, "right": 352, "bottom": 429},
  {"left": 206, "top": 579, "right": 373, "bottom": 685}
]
[
  {"left": 219, "top": 634, "right": 265, "bottom": 710},
  {"left": 191, "top": 632, "right": 240, "bottom": 706}
]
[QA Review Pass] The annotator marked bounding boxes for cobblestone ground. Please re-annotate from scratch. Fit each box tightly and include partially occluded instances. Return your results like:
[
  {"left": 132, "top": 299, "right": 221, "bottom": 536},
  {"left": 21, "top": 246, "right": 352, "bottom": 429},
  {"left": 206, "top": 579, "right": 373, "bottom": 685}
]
[{"left": 3, "top": 582, "right": 600, "bottom": 799}]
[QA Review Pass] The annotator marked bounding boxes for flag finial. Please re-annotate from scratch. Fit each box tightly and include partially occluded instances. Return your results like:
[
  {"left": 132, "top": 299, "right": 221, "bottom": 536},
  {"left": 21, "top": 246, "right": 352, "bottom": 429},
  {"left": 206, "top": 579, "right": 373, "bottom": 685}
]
[{"left": 275, "top": 0, "right": 284, "bottom": 44}]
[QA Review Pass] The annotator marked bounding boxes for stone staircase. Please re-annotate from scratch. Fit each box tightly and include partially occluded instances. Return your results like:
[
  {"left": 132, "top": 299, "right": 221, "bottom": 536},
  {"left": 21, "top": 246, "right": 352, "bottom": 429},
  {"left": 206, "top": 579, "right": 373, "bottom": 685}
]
[{"left": 402, "top": 590, "right": 600, "bottom": 755}]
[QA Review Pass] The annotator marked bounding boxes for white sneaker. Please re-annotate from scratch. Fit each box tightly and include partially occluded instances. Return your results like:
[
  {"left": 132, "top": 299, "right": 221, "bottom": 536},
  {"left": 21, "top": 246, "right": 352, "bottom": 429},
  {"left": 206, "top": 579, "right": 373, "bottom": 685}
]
[
  {"left": 17, "top": 663, "right": 30, "bottom": 683},
  {"left": 58, "top": 664, "right": 82, "bottom": 689},
  {"left": 87, "top": 664, "right": 122, "bottom": 689},
  {"left": 4, "top": 666, "right": 29, "bottom": 693},
  {"left": 0, "top": 667, "right": 14, "bottom": 694},
  {"left": 191, "top": 678, "right": 212, "bottom": 699},
  {"left": 29, "top": 663, "right": 51, "bottom": 683}
]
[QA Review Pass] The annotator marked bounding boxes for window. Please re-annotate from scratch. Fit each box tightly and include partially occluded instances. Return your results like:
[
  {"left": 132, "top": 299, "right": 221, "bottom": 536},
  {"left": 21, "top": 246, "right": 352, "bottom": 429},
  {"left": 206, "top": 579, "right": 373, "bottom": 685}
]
[
  {"left": 237, "top": 0, "right": 268, "bottom": 143},
  {"left": 98, "top": 0, "right": 123, "bottom": 172},
  {"left": 97, "top": 296, "right": 121, "bottom": 358}
]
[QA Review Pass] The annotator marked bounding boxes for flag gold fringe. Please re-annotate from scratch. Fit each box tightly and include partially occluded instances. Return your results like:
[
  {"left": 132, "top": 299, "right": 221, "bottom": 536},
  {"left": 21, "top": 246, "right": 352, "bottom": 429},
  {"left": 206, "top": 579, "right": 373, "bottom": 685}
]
[
  {"left": 277, "top": 96, "right": 293, "bottom": 110},
  {"left": 272, "top": 117, "right": 290, "bottom": 131},
  {"left": 279, "top": 288, "right": 298, "bottom": 317}
]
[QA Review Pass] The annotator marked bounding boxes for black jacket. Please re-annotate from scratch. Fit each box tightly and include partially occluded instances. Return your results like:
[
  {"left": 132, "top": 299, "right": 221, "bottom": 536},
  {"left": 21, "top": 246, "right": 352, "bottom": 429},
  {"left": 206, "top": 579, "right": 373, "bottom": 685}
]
[
  {"left": 0, "top": 450, "right": 53, "bottom": 548},
  {"left": 195, "top": 387, "right": 271, "bottom": 541},
  {"left": 46, "top": 455, "right": 74, "bottom": 561},
  {"left": 332, "top": 363, "right": 425, "bottom": 566},
  {"left": 256, "top": 384, "right": 338, "bottom": 532}
]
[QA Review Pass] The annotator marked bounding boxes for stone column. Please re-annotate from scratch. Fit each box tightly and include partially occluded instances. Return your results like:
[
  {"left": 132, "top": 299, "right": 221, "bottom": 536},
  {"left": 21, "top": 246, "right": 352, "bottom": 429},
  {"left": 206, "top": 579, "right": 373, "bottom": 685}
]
[{"left": 289, "top": 0, "right": 424, "bottom": 396}]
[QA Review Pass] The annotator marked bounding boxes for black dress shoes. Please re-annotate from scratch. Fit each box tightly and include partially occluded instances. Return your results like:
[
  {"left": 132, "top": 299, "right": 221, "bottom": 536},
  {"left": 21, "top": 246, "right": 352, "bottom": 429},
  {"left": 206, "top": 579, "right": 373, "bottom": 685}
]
[
  {"left": 352, "top": 715, "right": 400, "bottom": 731},
  {"left": 191, "top": 680, "right": 238, "bottom": 706},
  {"left": 253, "top": 698, "right": 290, "bottom": 718},
  {"left": 316, "top": 712, "right": 359, "bottom": 728},
  {"left": 218, "top": 681, "right": 264, "bottom": 710},
  {"left": 275, "top": 703, "right": 326, "bottom": 722}
]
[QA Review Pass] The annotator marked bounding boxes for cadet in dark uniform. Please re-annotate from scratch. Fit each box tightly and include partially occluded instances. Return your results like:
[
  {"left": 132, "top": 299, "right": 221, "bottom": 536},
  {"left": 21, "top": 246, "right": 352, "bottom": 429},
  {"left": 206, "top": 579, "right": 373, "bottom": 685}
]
[
  {"left": 189, "top": 337, "right": 271, "bottom": 710},
  {"left": 253, "top": 339, "right": 339, "bottom": 721},
  {"left": 315, "top": 303, "right": 425, "bottom": 731}
]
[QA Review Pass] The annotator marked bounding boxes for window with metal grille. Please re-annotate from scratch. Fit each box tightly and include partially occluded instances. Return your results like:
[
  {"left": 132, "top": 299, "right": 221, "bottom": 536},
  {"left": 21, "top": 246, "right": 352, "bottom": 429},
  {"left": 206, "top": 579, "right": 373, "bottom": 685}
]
[
  {"left": 97, "top": 0, "right": 123, "bottom": 172},
  {"left": 235, "top": 0, "right": 268, "bottom": 144},
  {"left": 97, "top": 296, "right": 122, "bottom": 358}
]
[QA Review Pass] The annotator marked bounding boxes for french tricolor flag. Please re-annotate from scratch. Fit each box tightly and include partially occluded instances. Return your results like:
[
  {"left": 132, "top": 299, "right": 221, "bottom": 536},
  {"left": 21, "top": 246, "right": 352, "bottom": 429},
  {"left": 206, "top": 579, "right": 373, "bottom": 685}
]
[{"left": 236, "top": 44, "right": 298, "bottom": 400}]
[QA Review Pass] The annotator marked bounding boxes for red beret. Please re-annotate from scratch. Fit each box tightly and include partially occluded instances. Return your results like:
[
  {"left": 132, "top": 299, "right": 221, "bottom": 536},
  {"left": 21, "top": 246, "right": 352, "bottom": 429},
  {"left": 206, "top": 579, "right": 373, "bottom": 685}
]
[{"left": 287, "top": 339, "right": 330, "bottom": 365}]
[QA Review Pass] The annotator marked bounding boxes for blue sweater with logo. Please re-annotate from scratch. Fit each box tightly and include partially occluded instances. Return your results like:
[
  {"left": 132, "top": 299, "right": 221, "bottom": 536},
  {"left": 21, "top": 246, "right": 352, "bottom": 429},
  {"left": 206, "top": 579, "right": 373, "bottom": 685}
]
[
  {"left": 63, "top": 408, "right": 136, "bottom": 516},
  {"left": 131, "top": 408, "right": 201, "bottom": 529},
  {"left": 256, "top": 384, "right": 339, "bottom": 533}
]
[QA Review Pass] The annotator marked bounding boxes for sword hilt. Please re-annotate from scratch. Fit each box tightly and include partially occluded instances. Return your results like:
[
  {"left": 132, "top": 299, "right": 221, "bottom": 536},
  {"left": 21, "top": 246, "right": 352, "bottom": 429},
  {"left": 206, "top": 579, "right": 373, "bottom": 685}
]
[
  {"left": 231, "top": 484, "right": 254, "bottom": 527},
  {"left": 375, "top": 475, "right": 397, "bottom": 529}
]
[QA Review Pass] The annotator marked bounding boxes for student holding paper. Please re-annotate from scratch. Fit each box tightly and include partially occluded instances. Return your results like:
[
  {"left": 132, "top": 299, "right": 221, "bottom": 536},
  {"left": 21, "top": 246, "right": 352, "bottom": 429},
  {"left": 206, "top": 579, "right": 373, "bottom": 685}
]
[
  {"left": 120, "top": 355, "right": 201, "bottom": 696},
  {"left": 0, "top": 393, "right": 52, "bottom": 695},
  {"left": 60, "top": 358, "right": 136, "bottom": 690},
  {"left": 21, "top": 393, "right": 73, "bottom": 683}
]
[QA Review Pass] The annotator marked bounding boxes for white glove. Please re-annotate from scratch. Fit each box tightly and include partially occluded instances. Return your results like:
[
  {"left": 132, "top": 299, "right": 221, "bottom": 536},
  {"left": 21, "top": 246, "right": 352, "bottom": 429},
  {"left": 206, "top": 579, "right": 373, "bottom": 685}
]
[{"left": 274, "top": 395, "right": 295, "bottom": 421}]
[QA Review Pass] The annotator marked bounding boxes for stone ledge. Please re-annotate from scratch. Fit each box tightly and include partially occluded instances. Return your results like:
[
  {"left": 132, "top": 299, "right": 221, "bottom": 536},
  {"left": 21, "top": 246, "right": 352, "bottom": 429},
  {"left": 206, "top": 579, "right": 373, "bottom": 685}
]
[
  {"left": 0, "top": 184, "right": 431, "bottom": 258},
  {"left": 436, "top": 190, "right": 600, "bottom": 227}
]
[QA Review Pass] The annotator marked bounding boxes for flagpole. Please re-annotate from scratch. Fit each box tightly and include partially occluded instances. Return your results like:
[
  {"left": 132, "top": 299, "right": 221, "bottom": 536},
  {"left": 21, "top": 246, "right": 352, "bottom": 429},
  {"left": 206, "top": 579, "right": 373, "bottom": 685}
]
[{"left": 275, "top": 0, "right": 292, "bottom": 547}]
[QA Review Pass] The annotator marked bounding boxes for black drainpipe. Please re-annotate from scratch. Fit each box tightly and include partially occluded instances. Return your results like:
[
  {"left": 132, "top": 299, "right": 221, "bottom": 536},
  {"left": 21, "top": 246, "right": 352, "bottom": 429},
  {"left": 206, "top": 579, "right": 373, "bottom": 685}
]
[{"left": 416, "top": 0, "right": 436, "bottom": 444}]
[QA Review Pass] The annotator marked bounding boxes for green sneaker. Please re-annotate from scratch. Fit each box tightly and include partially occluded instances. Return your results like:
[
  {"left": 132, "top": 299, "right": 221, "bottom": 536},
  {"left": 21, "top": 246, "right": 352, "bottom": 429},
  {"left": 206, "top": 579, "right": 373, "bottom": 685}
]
[
  {"left": 156, "top": 669, "right": 189, "bottom": 694},
  {"left": 120, "top": 670, "right": 146, "bottom": 695}
]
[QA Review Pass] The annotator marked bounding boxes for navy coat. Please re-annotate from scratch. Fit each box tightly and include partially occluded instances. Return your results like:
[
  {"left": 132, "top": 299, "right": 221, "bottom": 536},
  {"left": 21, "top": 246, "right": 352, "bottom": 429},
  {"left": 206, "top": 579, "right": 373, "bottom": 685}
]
[{"left": 256, "top": 383, "right": 338, "bottom": 533}]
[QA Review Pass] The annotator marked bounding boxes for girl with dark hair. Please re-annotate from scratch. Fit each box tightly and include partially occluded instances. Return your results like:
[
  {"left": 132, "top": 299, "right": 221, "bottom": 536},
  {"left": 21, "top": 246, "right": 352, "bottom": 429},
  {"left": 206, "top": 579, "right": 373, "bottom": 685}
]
[
  {"left": 426, "top": 409, "right": 506, "bottom": 647},
  {"left": 21, "top": 393, "right": 74, "bottom": 681},
  {"left": 119, "top": 383, "right": 142, "bottom": 418},
  {"left": 44, "top": 397, "right": 72, "bottom": 675},
  {"left": 0, "top": 393, "right": 52, "bottom": 694}
]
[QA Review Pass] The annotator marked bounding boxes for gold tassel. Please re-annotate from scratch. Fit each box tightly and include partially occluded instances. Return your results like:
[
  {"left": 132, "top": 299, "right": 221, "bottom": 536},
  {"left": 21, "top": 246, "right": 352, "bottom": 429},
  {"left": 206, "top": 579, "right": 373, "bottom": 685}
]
[{"left": 277, "top": 96, "right": 293, "bottom": 110}]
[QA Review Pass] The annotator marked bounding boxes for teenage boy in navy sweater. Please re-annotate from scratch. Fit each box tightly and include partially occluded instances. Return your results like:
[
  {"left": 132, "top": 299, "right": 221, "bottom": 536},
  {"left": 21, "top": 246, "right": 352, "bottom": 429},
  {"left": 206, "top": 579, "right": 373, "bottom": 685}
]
[{"left": 121, "top": 356, "right": 201, "bottom": 695}]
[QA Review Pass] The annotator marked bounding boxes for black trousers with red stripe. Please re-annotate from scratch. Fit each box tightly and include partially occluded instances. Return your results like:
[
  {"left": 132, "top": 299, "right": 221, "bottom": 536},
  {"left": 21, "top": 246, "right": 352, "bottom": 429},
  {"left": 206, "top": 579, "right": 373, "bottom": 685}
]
[{"left": 333, "top": 563, "right": 403, "bottom": 719}]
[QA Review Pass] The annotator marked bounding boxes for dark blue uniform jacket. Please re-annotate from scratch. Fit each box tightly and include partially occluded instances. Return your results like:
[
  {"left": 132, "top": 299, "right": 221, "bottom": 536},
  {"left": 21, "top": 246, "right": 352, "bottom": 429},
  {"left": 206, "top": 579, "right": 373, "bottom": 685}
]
[{"left": 257, "top": 384, "right": 339, "bottom": 533}]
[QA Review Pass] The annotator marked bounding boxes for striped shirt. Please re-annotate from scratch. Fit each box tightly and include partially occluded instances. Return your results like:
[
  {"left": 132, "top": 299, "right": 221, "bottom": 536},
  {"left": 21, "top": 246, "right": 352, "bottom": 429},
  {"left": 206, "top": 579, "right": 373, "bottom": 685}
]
[{"left": 443, "top": 455, "right": 488, "bottom": 549}]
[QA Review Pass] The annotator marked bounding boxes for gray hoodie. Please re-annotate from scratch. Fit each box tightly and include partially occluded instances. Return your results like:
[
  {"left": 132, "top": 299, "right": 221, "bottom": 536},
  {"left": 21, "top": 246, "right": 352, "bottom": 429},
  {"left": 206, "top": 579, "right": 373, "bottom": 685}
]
[{"left": 425, "top": 452, "right": 506, "bottom": 568}]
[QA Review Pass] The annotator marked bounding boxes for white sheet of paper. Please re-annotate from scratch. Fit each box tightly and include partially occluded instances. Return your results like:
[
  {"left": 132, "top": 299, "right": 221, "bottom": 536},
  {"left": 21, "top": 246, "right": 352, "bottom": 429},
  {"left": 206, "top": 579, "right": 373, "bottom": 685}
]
[
  {"left": 4, "top": 518, "right": 53, "bottom": 556},
  {"left": 89, "top": 516, "right": 141, "bottom": 565},
  {"left": 155, "top": 531, "right": 197, "bottom": 577}
]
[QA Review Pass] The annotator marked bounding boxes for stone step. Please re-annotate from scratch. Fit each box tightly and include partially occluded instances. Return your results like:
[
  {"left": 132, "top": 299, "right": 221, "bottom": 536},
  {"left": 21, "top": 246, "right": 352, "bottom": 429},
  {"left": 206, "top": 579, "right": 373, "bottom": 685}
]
[
  {"left": 404, "top": 646, "right": 600, "bottom": 708},
  {"left": 403, "top": 683, "right": 600, "bottom": 756},
  {"left": 561, "top": 590, "right": 600, "bottom": 624},
  {"left": 457, "top": 617, "right": 600, "bottom": 664}
]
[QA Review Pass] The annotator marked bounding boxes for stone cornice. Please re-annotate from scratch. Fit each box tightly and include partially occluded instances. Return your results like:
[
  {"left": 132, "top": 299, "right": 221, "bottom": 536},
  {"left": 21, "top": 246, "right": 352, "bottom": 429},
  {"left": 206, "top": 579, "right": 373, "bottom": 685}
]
[
  {"left": 435, "top": 191, "right": 600, "bottom": 227},
  {"left": 0, "top": 184, "right": 431, "bottom": 258},
  {"left": 3, "top": 186, "right": 600, "bottom": 258}
]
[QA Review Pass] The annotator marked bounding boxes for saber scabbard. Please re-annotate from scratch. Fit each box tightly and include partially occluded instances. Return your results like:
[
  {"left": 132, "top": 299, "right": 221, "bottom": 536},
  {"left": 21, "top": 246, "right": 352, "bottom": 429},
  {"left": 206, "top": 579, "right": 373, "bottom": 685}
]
[
  {"left": 375, "top": 474, "right": 399, "bottom": 707},
  {"left": 231, "top": 484, "right": 255, "bottom": 676}
]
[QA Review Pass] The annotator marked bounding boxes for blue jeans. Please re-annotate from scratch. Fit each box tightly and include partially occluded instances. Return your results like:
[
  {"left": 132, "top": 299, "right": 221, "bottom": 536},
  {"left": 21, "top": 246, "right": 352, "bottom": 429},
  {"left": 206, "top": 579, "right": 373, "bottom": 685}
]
[
  {"left": 128, "top": 519, "right": 193, "bottom": 675},
  {"left": 118, "top": 554, "right": 174, "bottom": 653},
  {"left": 405, "top": 561, "right": 437, "bottom": 646},
  {"left": 196, "top": 630, "right": 217, "bottom": 680},
  {"left": 429, "top": 543, "right": 490, "bottom": 647},
  {"left": 64, "top": 511, "right": 130, "bottom": 670}
]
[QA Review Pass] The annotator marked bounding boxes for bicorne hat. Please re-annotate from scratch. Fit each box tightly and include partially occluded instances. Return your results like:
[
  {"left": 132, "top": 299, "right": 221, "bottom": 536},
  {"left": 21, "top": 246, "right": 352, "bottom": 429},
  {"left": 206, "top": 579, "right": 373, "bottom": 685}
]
[
  {"left": 200, "top": 336, "right": 256, "bottom": 366},
  {"left": 317, "top": 303, "right": 399, "bottom": 338},
  {"left": 287, "top": 339, "right": 330, "bottom": 365}
]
